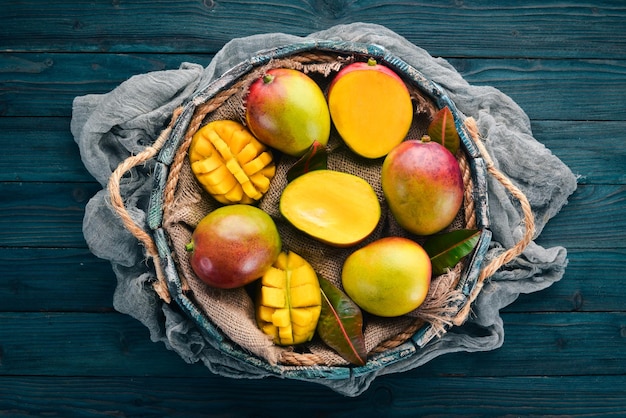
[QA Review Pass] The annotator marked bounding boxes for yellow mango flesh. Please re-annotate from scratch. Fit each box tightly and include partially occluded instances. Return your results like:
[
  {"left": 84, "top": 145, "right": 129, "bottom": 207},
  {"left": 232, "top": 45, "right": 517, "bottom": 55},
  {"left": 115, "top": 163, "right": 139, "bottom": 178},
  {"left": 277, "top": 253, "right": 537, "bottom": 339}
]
[
  {"left": 188, "top": 120, "right": 275, "bottom": 204},
  {"left": 279, "top": 170, "right": 381, "bottom": 247},
  {"left": 255, "top": 251, "right": 322, "bottom": 346},
  {"left": 328, "top": 61, "right": 413, "bottom": 159}
]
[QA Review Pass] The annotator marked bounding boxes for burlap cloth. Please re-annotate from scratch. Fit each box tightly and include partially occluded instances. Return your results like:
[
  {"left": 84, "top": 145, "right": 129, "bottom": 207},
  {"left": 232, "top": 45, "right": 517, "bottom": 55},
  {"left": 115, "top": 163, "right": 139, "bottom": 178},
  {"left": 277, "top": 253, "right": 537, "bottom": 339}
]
[{"left": 71, "top": 23, "right": 578, "bottom": 396}]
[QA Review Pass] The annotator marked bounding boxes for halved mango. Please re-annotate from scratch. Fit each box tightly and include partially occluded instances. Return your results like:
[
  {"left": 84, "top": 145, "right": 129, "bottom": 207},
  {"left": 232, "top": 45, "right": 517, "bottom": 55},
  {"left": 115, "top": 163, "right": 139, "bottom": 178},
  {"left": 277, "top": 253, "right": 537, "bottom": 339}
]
[
  {"left": 279, "top": 170, "right": 381, "bottom": 247},
  {"left": 328, "top": 59, "right": 413, "bottom": 159}
]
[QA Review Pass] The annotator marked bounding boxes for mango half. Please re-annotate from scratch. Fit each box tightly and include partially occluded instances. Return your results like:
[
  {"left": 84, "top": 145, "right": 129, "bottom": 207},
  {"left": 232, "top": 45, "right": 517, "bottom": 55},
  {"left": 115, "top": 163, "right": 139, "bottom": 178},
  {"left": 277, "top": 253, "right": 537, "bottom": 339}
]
[
  {"left": 256, "top": 251, "right": 322, "bottom": 346},
  {"left": 279, "top": 170, "right": 381, "bottom": 247},
  {"left": 188, "top": 119, "right": 276, "bottom": 204},
  {"left": 328, "top": 58, "right": 413, "bottom": 159}
]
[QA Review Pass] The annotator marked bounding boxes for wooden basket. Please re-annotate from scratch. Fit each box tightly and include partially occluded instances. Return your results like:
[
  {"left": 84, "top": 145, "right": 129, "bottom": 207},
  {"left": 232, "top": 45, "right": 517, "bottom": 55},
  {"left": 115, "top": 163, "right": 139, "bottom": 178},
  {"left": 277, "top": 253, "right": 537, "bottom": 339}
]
[{"left": 108, "top": 41, "right": 534, "bottom": 379}]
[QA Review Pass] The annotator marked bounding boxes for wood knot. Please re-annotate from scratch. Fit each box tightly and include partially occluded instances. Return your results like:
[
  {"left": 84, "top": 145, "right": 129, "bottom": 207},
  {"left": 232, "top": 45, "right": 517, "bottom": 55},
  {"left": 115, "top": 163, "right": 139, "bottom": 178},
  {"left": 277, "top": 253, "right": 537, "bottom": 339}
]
[
  {"left": 571, "top": 291, "right": 584, "bottom": 311},
  {"left": 312, "top": 0, "right": 349, "bottom": 19}
]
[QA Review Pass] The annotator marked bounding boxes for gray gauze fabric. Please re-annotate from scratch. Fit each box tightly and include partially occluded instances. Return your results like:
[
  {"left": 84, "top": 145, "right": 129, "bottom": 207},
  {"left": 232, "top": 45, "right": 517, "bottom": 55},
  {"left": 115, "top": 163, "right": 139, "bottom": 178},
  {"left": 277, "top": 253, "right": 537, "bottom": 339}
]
[{"left": 71, "top": 23, "right": 578, "bottom": 396}]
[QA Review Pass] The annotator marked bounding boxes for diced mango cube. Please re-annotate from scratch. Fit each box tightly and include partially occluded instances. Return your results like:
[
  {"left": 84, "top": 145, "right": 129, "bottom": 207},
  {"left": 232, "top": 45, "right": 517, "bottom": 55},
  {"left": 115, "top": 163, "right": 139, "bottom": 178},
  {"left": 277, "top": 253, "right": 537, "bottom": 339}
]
[
  {"left": 237, "top": 142, "right": 261, "bottom": 164},
  {"left": 290, "top": 307, "right": 314, "bottom": 326},
  {"left": 223, "top": 183, "right": 244, "bottom": 203},
  {"left": 260, "top": 286, "right": 285, "bottom": 309},
  {"left": 204, "top": 172, "right": 237, "bottom": 195},
  {"left": 260, "top": 164, "right": 276, "bottom": 178},
  {"left": 261, "top": 323, "right": 277, "bottom": 337},
  {"left": 262, "top": 267, "right": 286, "bottom": 289},
  {"left": 241, "top": 180, "right": 263, "bottom": 200},
  {"left": 225, "top": 158, "right": 249, "bottom": 184},
  {"left": 289, "top": 265, "right": 315, "bottom": 288},
  {"left": 189, "top": 136, "right": 216, "bottom": 159},
  {"left": 273, "top": 252, "right": 289, "bottom": 271},
  {"left": 271, "top": 308, "right": 291, "bottom": 328},
  {"left": 243, "top": 151, "right": 273, "bottom": 175},
  {"left": 249, "top": 172, "right": 271, "bottom": 192},
  {"left": 278, "top": 324, "right": 293, "bottom": 342},
  {"left": 227, "top": 129, "right": 250, "bottom": 155},
  {"left": 257, "top": 305, "right": 274, "bottom": 323},
  {"left": 191, "top": 153, "right": 222, "bottom": 174},
  {"left": 208, "top": 130, "right": 234, "bottom": 160},
  {"left": 290, "top": 284, "right": 321, "bottom": 308}
]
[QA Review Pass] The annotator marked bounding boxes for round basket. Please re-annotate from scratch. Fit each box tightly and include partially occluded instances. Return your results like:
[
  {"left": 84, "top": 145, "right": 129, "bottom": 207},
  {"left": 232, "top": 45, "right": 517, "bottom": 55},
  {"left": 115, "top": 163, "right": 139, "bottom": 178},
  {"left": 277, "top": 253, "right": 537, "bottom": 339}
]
[{"left": 108, "top": 40, "right": 534, "bottom": 380}]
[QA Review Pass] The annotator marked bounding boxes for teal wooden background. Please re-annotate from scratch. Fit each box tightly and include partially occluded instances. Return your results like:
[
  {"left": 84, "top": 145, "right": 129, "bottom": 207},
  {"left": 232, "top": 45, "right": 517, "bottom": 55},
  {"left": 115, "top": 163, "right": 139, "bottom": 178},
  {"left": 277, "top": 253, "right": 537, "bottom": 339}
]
[{"left": 1, "top": 1, "right": 625, "bottom": 416}]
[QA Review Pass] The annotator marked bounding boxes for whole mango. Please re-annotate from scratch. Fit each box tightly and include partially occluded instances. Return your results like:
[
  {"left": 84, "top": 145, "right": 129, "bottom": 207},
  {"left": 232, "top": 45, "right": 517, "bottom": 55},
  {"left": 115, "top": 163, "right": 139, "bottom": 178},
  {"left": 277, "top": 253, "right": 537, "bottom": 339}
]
[
  {"left": 245, "top": 68, "right": 331, "bottom": 157},
  {"left": 188, "top": 120, "right": 276, "bottom": 204},
  {"left": 381, "top": 137, "right": 464, "bottom": 236},
  {"left": 256, "top": 251, "right": 322, "bottom": 346},
  {"left": 342, "top": 237, "right": 431, "bottom": 317},
  {"left": 185, "top": 205, "right": 281, "bottom": 289}
]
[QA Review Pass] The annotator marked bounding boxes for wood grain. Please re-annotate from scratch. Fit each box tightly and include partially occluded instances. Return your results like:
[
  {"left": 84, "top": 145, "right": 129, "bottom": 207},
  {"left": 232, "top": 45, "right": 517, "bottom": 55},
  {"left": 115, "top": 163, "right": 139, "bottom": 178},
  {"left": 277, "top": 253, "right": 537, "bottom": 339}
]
[
  {"left": 1, "top": 311, "right": 624, "bottom": 378},
  {"left": 1, "top": 0, "right": 625, "bottom": 413},
  {"left": 1, "top": 375, "right": 626, "bottom": 416},
  {"left": 1, "top": 54, "right": 625, "bottom": 120},
  {"left": 0, "top": 182, "right": 100, "bottom": 247},
  {"left": 1, "top": 1, "right": 625, "bottom": 59},
  {"left": 0, "top": 248, "right": 115, "bottom": 312},
  {"left": 1, "top": 248, "right": 624, "bottom": 314},
  {"left": 2, "top": 118, "right": 625, "bottom": 184}
]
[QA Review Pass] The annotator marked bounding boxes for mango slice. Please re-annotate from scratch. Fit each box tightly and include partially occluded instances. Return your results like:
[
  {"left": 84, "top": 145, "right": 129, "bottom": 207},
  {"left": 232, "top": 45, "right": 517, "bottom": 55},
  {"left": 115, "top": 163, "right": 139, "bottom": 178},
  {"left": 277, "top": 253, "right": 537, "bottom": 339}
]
[
  {"left": 255, "top": 251, "right": 322, "bottom": 346},
  {"left": 189, "top": 120, "right": 276, "bottom": 204},
  {"left": 279, "top": 170, "right": 381, "bottom": 247},
  {"left": 328, "top": 59, "right": 413, "bottom": 159}
]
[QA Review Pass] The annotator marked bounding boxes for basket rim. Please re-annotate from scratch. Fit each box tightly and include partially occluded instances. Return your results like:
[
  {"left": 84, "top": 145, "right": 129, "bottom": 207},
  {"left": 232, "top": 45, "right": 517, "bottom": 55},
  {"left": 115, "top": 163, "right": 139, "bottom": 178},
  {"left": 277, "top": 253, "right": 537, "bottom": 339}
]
[{"left": 147, "top": 40, "right": 492, "bottom": 378}]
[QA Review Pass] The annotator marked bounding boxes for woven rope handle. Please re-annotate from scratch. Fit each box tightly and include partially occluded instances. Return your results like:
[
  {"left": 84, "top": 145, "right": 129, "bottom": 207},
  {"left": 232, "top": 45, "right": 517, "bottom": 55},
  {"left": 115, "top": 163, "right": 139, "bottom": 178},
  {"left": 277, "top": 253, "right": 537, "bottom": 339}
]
[
  {"left": 452, "top": 117, "right": 536, "bottom": 325},
  {"left": 107, "top": 107, "right": 183, "bottom": 303}
]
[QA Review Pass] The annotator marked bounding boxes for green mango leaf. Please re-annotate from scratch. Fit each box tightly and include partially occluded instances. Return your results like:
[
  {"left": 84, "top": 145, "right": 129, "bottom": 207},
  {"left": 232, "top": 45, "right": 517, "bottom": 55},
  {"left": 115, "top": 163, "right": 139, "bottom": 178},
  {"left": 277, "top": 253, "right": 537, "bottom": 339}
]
[
  {"left": 316, "top": 275, "right": 367, "bottom": 366},
  {"left": 423, "top": 229, "right": 481, "bottom": 276},
  {"left": 427, "top": 106, "right": 461, "bottom": 155},
  {"left": 286, "top": 140, "right": 328, "bottom": 182}
]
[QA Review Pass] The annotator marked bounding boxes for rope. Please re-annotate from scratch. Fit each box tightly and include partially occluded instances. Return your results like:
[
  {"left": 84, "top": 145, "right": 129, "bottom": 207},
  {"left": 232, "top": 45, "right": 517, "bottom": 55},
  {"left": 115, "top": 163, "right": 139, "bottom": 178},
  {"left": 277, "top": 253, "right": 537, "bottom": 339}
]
[
  {"left": 451, "top": 117, "right": 536, "bottom": 326},
  {"left": 107, "top": 107, "right": 183, "bottom": 303}
]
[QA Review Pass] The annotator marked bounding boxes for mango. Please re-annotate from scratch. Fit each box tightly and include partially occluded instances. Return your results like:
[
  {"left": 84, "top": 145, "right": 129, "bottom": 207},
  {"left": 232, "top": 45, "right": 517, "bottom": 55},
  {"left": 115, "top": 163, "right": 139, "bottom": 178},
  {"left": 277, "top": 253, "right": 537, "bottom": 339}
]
[
  {"left": 381, "top": 137, "right": 464, "bottom": 236},
  {"left": 342, "top": 237, "right": 432, "bottom": 317},
  {"left": 185, "top": 205, "right": 281, "bottom": 289},
  {"left": 279, "top": 170, "right": 381, "bottom": 247},
  {"left": 327, "top": 58, "right": 413, "bottom": 159},
  {"left": 245, "top": 68, "right": 331, "bottom": 157},
  {"left": 188, "top": 120, "right": 276, "bottom": 204},
  {"left": 256, "top": 251, "right": 322, "bottom": 345}
]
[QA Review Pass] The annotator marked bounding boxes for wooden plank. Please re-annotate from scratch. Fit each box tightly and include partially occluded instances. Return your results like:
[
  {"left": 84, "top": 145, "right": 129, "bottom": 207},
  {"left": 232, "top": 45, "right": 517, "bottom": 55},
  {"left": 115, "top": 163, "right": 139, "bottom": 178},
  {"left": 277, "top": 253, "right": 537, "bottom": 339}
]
[
  {"left": 450, "top": 58, "right": 626, "bottom": 122},
  {"left": 0, "top": 52, "right": 208, "bottom": 117},
  {"left": 0, "top": 248, "right": 115, "bottom": 312},
  {"left": 416, "top": 311, "right": 626, "bottom": 377},
  {"left": 0, "top": 181, "right": 101, "bottom": 248},
  {"left": 1, "top": 247, "right": 623, "bottom": 314},
  {"left": 531, "top": 121, "right": 626, "bottom": 185},
  {"left": 0, "top": 312, "right": 209, "bottom": 378},
  {"left": 0, "top": 117, "right": 94, "bottom": 183},
  {"left": 1, "top": 53, "right": 625, "bottom": 121},
  {"left": 2, "top": 182, "right": 623, "bottom": 250},
  {"left": 502, "top": 248, "right": 626, "bottom": 313},
  {"left": 536, "top": 184, "right": 626, "bottom": 250},
  {"left": 1, "top": 312, "right": 624, "bottom": 378},
  {"left": 1, "top": 1, "right": 625, "bottom": 59},
  {"left": 2, "top": 117, "right": 623, "bottom": 184},
  {"left": 1, "top": 375, "right": 625, "bottom": 416}
]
